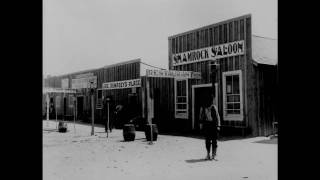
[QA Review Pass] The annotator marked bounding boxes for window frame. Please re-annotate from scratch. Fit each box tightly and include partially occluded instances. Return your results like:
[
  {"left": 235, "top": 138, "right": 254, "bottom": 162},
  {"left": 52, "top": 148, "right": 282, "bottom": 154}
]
[
  {"left": 174, "top": 78, "right": 188, "bottom": 119},
  {"left": 222, "top": 70, "right": 243, "bottom": 121}
]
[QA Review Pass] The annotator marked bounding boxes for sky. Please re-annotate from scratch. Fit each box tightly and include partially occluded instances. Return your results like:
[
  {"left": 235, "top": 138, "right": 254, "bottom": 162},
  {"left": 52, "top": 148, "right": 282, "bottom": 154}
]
[{"left": 43, "top": 0, "right": 277, "bottom": 77}]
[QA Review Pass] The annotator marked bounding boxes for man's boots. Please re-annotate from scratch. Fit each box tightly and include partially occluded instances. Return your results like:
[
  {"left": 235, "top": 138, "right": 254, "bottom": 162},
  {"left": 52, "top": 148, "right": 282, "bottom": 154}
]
[{"left": 212, "top": 148, "right": 217, "bottom": 160}]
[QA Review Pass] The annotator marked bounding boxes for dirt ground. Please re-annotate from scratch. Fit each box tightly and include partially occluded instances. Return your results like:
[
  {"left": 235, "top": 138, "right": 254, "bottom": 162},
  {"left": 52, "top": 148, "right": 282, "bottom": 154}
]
[{"left": 43, "top": 120, "right": 277, "bottom": 180}]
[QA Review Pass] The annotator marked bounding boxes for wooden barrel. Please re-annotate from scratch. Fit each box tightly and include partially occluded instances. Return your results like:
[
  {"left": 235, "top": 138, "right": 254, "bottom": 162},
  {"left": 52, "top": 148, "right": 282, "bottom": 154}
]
[
  {"left": 123, "top": 124, "right": 136, "bottom": 141},
  {"left": 58, "top": 121, "right": 67, "bottom": 133},
  {"left": 145, "top": 124, "right": 158, "bottom": 141}
]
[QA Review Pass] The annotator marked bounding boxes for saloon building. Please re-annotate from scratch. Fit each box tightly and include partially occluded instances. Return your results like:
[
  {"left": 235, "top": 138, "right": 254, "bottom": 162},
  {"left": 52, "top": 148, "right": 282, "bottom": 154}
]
[{"left": 43, "top": 14, "right": 278, "bottom": 137}]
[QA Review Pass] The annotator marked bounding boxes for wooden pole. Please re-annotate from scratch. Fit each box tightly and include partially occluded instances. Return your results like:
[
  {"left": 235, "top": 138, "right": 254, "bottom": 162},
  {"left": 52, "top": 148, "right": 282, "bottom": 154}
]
[
  {"left": 46, "top": 93, "right": 49, "bottom": 127},
  {"left": 74, "top": 98, "right": 76, "bottom": 134},
  {"left": 91, "top": 93, "right": 95, "bottom": 136},
  {"left": 56, "top": 95, "right": 58, "bottom": 129},
  {"left": 107, "top": 101, "right": 109, "bottom": 138},
  {"left": 146, "top": 78, "right": 153, "bottom": 145}
]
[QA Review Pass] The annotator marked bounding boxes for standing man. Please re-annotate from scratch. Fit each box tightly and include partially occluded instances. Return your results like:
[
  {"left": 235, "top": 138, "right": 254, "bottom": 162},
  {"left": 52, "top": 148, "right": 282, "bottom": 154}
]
[{"left": 199, "top": 97, "right": 221, "bottom": 160}]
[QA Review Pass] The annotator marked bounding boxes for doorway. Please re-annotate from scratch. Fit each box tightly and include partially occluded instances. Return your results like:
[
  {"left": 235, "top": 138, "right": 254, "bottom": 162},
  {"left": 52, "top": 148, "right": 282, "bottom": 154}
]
[
  {"left": 192, "top": 84, "right": 214, "bottom": 131},
  {"left": 77, "top": 96, "right": 84, "bottom": 121}
]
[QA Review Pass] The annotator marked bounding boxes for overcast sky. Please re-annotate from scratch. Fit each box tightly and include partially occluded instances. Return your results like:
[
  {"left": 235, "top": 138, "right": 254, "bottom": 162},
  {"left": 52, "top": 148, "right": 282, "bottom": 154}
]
[{"left": 43, "top": 0, "right": 277, "bottom": 77}]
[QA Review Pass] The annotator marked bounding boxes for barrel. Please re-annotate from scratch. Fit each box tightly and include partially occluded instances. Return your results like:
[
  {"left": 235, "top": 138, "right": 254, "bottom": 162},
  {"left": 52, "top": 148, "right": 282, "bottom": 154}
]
[
  {"left": 145, "top": 124, "right": 158, "bottom": 141},
  {"left": 123, "top": 124, "right": 136, "bottom": 141},
  {"left": 58, "top": 121, "right": 67, "bottom": 133}
]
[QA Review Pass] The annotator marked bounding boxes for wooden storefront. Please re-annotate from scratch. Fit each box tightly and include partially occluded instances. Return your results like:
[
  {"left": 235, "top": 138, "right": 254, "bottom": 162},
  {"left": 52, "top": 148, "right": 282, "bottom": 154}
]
[
  {"left": 168, "top": 14, "right": 278, "bottom": 136},
  {"left": 43, "top": 14, "right": 277, "bottom": 137}
]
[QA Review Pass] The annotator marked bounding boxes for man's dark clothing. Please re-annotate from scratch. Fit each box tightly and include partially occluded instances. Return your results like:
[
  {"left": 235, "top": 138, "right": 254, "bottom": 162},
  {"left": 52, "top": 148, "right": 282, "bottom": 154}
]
[{"left": 201, "top": 105, "right": 220, "bottom": 157}]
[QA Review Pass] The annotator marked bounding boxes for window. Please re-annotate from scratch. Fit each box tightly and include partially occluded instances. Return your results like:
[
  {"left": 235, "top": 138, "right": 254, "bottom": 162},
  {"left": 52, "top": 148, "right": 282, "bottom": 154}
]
[
  {"left": 175, "top": 79, "right": 188, "bottom": 119},
  {"left": 222, "top": 70, "right": 243, "bottom": 121}
]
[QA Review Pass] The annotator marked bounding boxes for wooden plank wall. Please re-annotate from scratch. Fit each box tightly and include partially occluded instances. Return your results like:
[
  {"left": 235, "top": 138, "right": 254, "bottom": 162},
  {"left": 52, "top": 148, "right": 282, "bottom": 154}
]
[
  {"left": 43, "top": 60, "right": 142, "bottom": 124},
  {"left": 256, "top": 64, "right": 277, "bottom": 136},
  {"left": 141, "top": 76, "right": 175, "bottom": 133},
  {"left": 168, "top": 15, "right": 252, "bottom": 132}
]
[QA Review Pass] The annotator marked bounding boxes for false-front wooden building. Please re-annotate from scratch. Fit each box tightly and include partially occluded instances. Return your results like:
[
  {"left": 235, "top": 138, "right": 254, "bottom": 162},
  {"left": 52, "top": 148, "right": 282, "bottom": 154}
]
[
  {"left": 168, "top": 14, "right": 278, "bottom": 136},
  {"left": 43, "top": 14, "right": 278, "bottom": 137}
]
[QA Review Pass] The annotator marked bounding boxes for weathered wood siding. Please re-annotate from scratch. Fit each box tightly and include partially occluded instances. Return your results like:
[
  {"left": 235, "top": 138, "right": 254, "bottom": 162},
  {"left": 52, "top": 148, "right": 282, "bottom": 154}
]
[
  {"left": 43, "top": 59, "right": 142, "bottom": 124},
  {"left": 254, "top": 64, "right": 277, "bottom": 136},
  {"left": 140, "top": 76, "right": 175, "bottom": 133},
  {"left": 168, "top": 15, "right": 252, "bottom": 133}
]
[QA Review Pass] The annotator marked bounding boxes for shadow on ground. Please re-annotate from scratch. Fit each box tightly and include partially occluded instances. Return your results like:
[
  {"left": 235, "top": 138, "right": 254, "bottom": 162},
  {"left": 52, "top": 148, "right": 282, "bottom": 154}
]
[
  {"left": 185, "top": 158, "right": 209, "bottom": 163},
  {"left": 43, "top": 129, "right": 58, "bottom": 132},
  {"left": 253, "top": 138, "right": 277, "bottom": 144},
  {"left": 159, "top": 132, "right": 252, "bottom": 142}
]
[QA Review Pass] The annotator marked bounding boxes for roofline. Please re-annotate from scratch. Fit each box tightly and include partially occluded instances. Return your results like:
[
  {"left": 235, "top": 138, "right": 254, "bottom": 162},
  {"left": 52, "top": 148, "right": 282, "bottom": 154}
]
[
  {"left": 102, "top": 58, "right": 141, "bottom": 69},
  {"left": 48, "top": 58, "right": 141, "bottom": 78},
  {"left": 168, "top": 14, "right": 251, "bottom": 39},
  {"left": 252, "top": 34, "right": 277, "bottom": 40},
  {"left": 252, "top": 59, "right": 278, "bottom": 66}
]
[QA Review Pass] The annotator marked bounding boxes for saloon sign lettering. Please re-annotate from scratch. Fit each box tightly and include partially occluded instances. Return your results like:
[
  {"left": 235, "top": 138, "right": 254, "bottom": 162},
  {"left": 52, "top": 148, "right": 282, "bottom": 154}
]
[
  {"left": 102, "top": 79, "right": 141, "bottom": 90},
  {"left": 172, "top": 40, "right": 245, "bottom": 66}
]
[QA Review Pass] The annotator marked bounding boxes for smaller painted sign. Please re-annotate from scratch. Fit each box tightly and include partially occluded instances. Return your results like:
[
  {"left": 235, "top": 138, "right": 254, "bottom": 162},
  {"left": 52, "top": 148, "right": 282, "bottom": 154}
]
[
  {"left": 102, "top": 79, "right": 141, "bottom": 90},
  {"left": 146, "top": 69, "right": 202, "bottom": 79}
]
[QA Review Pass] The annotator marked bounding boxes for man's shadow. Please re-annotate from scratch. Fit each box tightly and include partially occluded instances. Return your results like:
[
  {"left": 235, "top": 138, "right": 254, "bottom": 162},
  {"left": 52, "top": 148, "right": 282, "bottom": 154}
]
[{"left": 185, "top": 158, "right": 209, "bottom": 163}]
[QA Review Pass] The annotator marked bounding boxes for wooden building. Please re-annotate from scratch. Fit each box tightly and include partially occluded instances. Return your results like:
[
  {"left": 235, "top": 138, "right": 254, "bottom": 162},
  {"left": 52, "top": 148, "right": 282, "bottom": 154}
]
[
  {"left": 43, "top": 14, "right": 277, "bottom": 137},
  {"left": 168, "top": 14, "right": 278, "bottom": 136}
]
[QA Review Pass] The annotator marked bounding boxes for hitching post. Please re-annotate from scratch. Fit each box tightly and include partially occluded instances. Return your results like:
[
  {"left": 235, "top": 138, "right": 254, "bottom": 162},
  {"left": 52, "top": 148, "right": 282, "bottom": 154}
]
[
  {"left": 73, "top": 97, "right": 76, "bottom": 134},
  {"left": 107, "top": 99, "right": 110, "bottom": 138},
  {"left": 90, "top": 82, "right": 95, "bottom": 136},
  {"left": 55, "top": 95, "right": 58, "bottom": 129}
]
